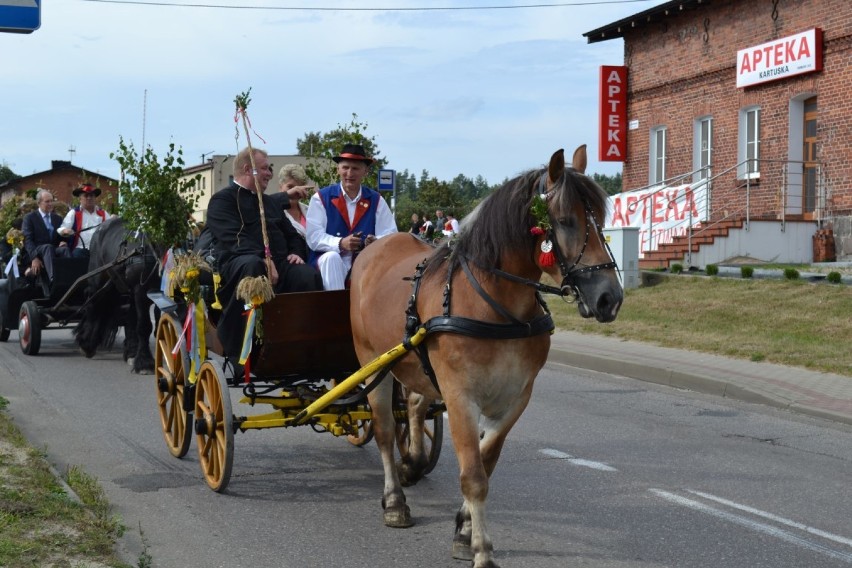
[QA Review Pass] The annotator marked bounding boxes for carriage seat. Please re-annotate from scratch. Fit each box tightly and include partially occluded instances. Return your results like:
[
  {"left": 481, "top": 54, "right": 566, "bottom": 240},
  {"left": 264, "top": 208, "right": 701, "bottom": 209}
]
[{"left": 251, "top": 290, "right": 360, "bottom": 379}]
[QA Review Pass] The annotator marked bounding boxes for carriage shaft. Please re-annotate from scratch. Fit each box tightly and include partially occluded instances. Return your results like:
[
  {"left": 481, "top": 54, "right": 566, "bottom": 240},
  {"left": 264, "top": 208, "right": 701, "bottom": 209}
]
[{"left": 292, "top": 328, "right": 427, "bottom": 425}]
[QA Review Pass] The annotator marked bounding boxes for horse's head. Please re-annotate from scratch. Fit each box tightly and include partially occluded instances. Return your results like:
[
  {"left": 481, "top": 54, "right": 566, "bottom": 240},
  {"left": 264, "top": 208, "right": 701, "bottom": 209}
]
[{"left": 533, "top": 146, "right": 623, "bottom": 323}]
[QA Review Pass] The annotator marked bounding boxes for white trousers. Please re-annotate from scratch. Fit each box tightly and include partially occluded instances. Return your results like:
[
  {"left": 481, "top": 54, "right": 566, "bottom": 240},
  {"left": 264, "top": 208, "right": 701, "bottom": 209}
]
[{"left": 317, "top": 251, "right": 352, "bottom": 290}]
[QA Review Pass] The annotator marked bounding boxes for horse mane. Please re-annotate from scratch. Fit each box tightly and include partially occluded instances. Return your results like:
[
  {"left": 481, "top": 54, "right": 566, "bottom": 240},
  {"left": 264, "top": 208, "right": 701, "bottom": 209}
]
[{"left": 421, "top": 165, "right": 609, "bottom": 279}]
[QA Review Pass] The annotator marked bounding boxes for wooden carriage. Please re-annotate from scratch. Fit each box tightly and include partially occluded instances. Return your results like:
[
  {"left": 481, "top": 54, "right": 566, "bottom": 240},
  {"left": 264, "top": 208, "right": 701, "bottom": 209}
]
[{"left": 151, "top": 288, "right": 444, "bottom": 492}]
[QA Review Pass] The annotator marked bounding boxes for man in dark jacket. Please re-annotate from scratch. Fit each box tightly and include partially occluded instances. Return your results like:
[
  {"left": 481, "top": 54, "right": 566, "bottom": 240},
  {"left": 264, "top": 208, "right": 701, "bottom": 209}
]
[
  {"left": 206, "top": 147, "right": 322, "bottom": 362},
  {"left": 22, "top": 188, "right": 71, "bottom": 288}
]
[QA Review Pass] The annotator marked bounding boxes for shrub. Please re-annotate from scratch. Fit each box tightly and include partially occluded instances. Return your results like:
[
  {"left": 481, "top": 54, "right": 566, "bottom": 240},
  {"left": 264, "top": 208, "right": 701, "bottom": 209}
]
[
  {"left": 827, "top": 271, "right": 842, "bottom": 284},
  {"left": 783, "top": 267, "right": 800, "bottom": 280},
  {"left": 740, "top": 266, "right": 754, "bottom": 278},
  {"left": 670, "top": 263, "right": 683, "bottom": 274},
  {"left": 705, "top": 264, "right": 719, "bottom": 276}
]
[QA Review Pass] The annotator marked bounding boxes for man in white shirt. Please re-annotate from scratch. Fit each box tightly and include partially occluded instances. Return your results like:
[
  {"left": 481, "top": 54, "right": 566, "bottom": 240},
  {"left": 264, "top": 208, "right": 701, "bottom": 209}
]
[
  {"left": 306, "top": 144, "right": 397, "bottom": 290},
  {"left": 59, "top": 183, "right": 112, "bottom": 258}
]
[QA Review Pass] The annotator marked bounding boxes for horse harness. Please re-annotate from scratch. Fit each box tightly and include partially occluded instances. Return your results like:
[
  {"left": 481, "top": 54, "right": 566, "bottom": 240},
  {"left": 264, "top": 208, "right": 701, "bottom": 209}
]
[{"left": 402, "top": 254, "right": 555, "bottom": 394}]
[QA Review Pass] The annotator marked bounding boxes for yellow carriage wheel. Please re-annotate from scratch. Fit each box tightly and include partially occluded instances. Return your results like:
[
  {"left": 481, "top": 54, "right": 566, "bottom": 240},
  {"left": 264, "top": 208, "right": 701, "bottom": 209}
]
[
  {"left": 194, "top": 360, "right": 234, "bottom": 492},
  {"left": 154, "top": 314, "right": 192, "bottom": 458},
  {"left": 394, "top": 383, "right": 443, "bottom": 475}
]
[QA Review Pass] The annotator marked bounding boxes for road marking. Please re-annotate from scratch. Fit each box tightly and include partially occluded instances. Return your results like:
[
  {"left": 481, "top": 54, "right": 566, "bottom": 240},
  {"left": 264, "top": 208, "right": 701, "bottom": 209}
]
[
  {"left": 539, "top": 448, "right": 618, "bottom": 471},
  {"left": 686, "top": 489, "right": 852, "bottom": 548},
  {"left": 650, "top": 489, "right": 852, "bottom": 563}
]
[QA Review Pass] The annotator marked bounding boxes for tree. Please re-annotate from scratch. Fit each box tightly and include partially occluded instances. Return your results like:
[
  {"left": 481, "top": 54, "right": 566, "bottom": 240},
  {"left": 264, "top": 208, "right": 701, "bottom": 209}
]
[
  {"left": 395, "top": 169, "right": 418, "bottom": 202},
  {"left": 418, "top": 176, "right": 468, "bottom": 216},
  {"left": 592, "top": 172, "right": 622, "bottom": 195},
  {"left": 111, "top": 137, "right": 201, "bottom": 249},
  {"left": 0, "top": 162, "right": 20, "bottom": 185},
  {"left": 296, "top": 113, "right": 387, "bottom": 189}
]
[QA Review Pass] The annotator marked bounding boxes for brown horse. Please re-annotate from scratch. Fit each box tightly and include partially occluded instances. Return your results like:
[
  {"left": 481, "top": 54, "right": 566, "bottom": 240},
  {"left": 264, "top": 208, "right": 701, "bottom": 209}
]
[{"left": 350, "top": 146, "right": 623, "bottom": 567}]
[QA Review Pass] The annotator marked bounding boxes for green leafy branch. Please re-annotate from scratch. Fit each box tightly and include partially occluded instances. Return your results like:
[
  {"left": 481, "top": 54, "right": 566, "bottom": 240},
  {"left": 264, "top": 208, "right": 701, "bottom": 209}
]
[
  {"left": 110, "top": 137, "right": 202, "bottom": 249},
  {"left": 234, "top": 88, "right": 252, "bottom": 112}
]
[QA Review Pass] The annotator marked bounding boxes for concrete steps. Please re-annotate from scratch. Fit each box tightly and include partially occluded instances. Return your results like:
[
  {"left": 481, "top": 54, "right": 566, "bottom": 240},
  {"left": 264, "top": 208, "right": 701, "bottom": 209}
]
[{"left": 638, "top": 218, "right": 745, "bottom": 270}]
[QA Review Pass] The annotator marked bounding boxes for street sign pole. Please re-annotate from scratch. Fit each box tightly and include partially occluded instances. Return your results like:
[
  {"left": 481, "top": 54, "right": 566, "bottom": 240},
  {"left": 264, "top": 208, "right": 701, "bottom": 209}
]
[{"left": 0, "top": 0, "right": 41, "bottom": 34}]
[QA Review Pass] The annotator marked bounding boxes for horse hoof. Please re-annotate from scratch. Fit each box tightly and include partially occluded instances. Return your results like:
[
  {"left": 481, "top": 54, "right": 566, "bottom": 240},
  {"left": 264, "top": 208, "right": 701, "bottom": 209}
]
[
  {"left": 133, "top": 368, "right": 154, "bottom": 375},
  {"left": 451, "top": 540, "right": 473, "bottom": 561},
  {"left": 383, "top": 504, "right": 413, "bottom": 528},
  {"left": 397, "top": 459, "right": 425, "bottom": 487}
]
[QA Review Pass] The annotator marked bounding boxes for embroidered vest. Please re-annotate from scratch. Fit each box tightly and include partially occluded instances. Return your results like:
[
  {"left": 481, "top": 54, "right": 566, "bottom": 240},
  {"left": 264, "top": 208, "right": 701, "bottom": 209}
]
[{"left": 309, "top": 184, "right": 381, "bottom": 266}]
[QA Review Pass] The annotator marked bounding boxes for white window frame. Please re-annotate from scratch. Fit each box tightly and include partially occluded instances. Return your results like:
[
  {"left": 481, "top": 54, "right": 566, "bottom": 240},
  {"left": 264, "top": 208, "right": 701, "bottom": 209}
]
[
  {"left": 738, "top": 107, "right": 761, "bottom": 179},
  {"left": 693, "top": 116, "right": 713, "bottom": 182},
  {"left": 649, "top": 126, "right": 667, "bottom": 185}
]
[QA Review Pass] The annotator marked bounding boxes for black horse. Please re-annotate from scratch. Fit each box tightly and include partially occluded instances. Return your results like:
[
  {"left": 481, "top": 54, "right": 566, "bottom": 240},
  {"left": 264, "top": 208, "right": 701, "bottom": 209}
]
[{"left": 74, "top": 217, "right": 160, "bottom": 374}]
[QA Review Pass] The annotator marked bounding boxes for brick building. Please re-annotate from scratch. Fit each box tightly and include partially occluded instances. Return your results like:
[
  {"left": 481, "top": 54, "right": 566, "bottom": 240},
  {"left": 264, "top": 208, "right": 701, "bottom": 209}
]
[
  {"left": 585, "top": 0, "right": 851, "bottom": 265},
  {"left": 0, "top": 160, "right": 119, "bottom": 211}
]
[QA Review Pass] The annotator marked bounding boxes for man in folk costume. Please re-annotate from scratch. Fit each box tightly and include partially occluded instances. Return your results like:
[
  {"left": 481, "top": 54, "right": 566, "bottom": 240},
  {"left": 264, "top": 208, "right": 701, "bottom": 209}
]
[
  {"left": 59, "top": 183, "right": 112, "bottom": 258},
  {"left": 306, "top": 143, "right": 397, "bottom": 290}
]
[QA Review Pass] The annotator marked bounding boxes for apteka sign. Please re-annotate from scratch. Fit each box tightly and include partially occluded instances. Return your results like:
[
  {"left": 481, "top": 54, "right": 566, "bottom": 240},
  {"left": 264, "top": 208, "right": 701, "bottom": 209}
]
[
  {"left": 736, "top": 28, "right": 823, "bottom": 88},
  {"left": 598, "top": 66, "right": 628, "bottom": 162}
]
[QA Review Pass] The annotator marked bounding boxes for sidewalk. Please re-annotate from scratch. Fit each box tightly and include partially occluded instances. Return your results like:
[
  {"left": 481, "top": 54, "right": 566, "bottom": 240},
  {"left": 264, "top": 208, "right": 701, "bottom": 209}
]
[{"left": 548, "top": 330, "right": 852, "bottom": 426}]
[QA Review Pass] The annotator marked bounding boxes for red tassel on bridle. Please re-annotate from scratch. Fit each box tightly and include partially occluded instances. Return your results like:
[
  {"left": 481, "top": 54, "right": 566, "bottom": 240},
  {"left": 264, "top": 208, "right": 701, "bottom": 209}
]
[
  {"left": 530, "top": 226, "right": 555, "bottom": 267},
  {"left": 539, "top": 239, "right": 556, "bottom": 267}
]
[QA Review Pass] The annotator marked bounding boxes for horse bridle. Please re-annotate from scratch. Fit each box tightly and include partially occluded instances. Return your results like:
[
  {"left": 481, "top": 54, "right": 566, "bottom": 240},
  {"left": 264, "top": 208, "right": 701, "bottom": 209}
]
[{"left": 489, "top": 173, "right": 619, "bottom": 300}]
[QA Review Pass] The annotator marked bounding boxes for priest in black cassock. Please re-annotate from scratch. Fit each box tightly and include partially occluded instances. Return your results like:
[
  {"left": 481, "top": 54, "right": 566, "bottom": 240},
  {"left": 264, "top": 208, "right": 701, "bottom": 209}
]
[{"left": 206, "top": 147, "right": 322, "bottom": 363}]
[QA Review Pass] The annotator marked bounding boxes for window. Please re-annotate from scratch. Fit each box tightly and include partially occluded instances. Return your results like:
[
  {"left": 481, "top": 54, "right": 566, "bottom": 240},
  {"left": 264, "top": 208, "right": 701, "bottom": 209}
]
[
  {"left": 650, "top": 126, "right": 667, "bottom": 185},
  {"left": 738, "top": 107, "right": 760, "bottom": 179},
  {"left": 693, "top": 117, "right": 713, "bottom": 182}
]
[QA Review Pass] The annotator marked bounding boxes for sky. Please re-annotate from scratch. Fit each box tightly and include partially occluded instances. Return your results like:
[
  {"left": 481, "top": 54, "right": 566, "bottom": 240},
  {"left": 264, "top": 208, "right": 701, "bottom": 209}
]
[{"left": 1, "top": 0, "right": 660, "bottom": 187}]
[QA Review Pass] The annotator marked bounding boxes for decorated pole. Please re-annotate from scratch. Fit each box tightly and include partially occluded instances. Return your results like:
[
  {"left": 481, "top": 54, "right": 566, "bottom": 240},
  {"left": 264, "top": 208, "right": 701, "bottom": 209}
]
[
  {"left": 232, "top": 89, "right": 274, "bottom": 380},
  {"left": 233, "top": 89, "right": 274, "bottom": 284}
]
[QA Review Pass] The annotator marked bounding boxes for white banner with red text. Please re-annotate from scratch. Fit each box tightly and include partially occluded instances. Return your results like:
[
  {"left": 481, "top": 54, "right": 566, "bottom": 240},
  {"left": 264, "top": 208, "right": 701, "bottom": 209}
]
[{"left": 606, "top": 181, "right": 709, "bottom": 258}]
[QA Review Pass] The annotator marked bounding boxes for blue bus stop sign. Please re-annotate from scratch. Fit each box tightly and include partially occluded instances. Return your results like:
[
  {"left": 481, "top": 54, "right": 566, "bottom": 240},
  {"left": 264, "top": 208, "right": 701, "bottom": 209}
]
[
  {"left": 0, "top": 0, "right": 41, "bottom": 34},
  {"left": 378, "top": 169, "right": 395, "bottom": 191}
]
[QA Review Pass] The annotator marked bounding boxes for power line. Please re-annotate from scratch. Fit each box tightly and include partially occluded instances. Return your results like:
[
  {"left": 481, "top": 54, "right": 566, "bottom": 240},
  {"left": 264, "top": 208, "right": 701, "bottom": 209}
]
[{"left": 79, "top": 0, "right": 654, "bottom": 11}]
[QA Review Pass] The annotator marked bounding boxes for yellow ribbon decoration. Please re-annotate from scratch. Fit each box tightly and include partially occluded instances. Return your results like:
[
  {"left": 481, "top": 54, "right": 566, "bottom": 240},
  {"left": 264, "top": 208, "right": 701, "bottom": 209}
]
[{"left": 211, "top": 272, "right": 222, "bottom": 310}]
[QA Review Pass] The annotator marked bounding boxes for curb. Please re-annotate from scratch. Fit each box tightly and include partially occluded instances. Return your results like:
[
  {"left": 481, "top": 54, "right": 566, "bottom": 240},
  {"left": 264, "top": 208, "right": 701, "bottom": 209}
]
[{"left": 547, "top": 349, "right": 852, "bottom": 427}]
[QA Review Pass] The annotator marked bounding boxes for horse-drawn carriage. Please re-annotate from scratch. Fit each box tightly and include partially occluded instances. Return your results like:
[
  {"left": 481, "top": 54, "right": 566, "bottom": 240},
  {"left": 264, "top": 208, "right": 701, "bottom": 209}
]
[
  {"left": 0, "top": 247, "right": 146, "bottom": 355},
  {"left": 141, "top": 146, "right": 622, "bottom": 567}
]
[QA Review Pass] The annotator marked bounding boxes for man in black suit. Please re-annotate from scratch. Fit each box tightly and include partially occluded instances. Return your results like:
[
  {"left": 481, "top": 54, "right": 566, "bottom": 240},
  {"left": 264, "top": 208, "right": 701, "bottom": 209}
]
[
  {"left": 206, "top": 147, "right": 322, "bottom": 364},
  {"left": 22, "top": 188, "right": 72, "bottom": 287}
]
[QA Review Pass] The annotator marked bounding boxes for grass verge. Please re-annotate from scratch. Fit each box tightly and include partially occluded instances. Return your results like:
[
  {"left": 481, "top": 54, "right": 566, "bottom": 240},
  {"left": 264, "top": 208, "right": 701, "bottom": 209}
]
[
  {"left": 549, "top": 274, "right": 852, "bottom": 376},
  {"left": 0, "top": 395, "right": 134, "bottom": 568}
]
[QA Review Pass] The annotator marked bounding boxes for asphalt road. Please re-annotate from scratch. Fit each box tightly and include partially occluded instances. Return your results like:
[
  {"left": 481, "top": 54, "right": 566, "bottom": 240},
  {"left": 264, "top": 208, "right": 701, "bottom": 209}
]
[{"left": 1, "top": 328, "right": 852, "bottom": 567}]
